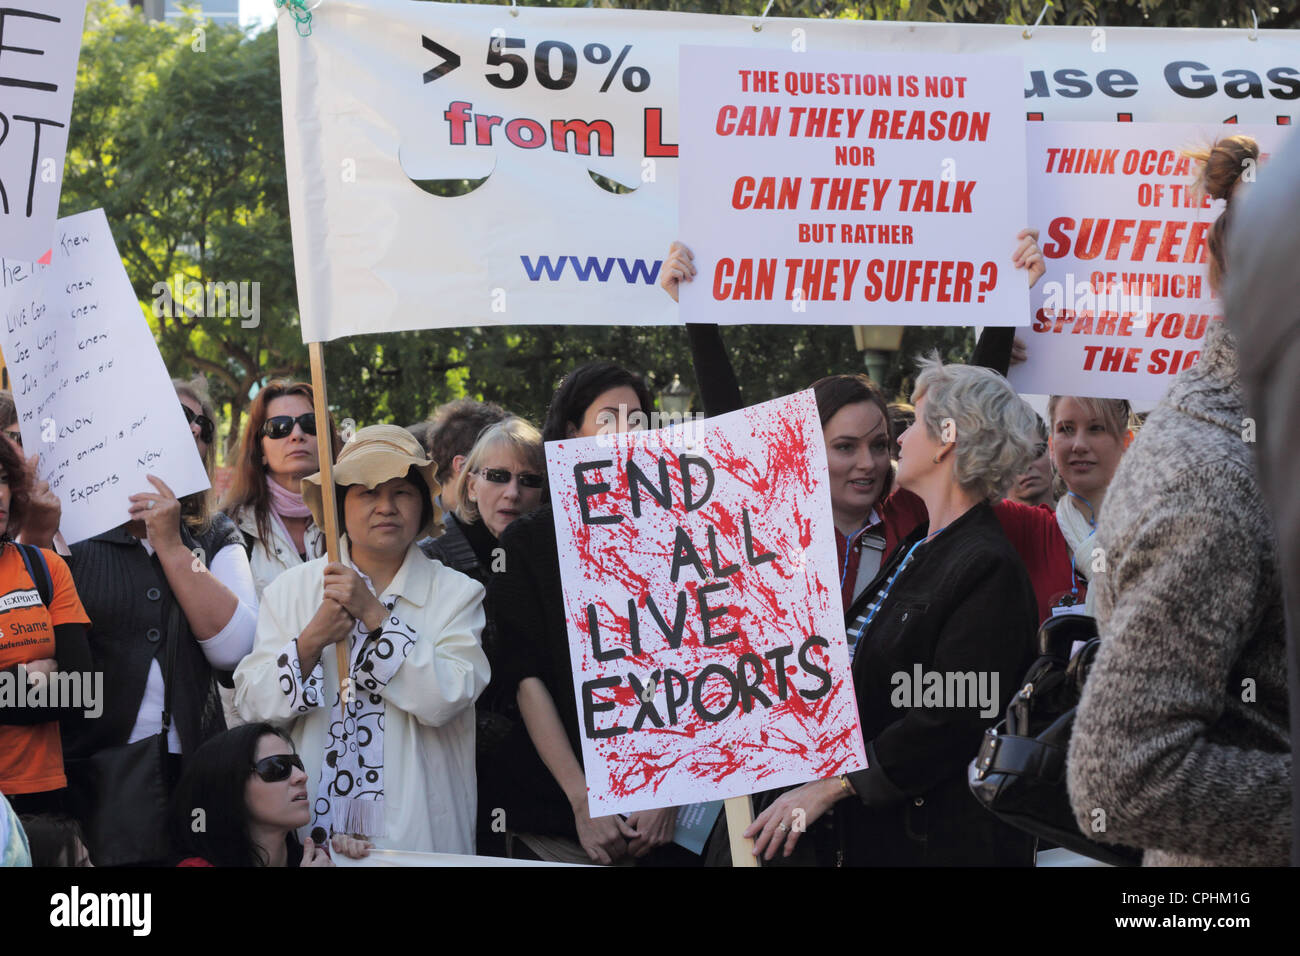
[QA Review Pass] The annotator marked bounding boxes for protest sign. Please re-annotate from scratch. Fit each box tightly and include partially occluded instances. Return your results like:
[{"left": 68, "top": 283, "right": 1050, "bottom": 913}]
[
  {"left": 678, "top": 47, "right": 1028, "bottom": 326},
  {"left": 0, "top": 2, "right": 88, "bottom": 262},
  {"left": 1009, "top": 122, "right": 1287, "bottom": 400},
  {"left": 0, "top": 208, "right": 210, "bottom": 544},
  {"left": 547, "top": 390, "right": 865, "bottom": 815},
  {"left": 278, "top": 0, "right": 1298, "bottom": 340}
]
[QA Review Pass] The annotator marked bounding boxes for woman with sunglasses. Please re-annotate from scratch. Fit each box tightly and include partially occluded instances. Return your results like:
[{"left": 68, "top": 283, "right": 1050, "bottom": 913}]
[
  {"left": 170, "top": 722, "right": 370, "bottom": 866},
  {"left": 221, "top": 381, "right": 343, "bottom": 600},
  {"left": 420, "top": 417, "right": 544, "bottom": 855},
  {"left": 235, "top": 425, "right": 488, "bottom": 856},
  {"left": 60, "top": 378, "right": 258, "bottom": 865}
]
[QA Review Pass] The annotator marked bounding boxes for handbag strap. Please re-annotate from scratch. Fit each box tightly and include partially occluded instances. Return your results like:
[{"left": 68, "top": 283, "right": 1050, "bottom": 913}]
[{"left": 15, "top": 542, "right": 53, "bottom": 607}]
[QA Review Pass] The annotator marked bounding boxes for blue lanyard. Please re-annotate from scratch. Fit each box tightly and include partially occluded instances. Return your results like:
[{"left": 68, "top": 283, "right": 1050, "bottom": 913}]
[
  {"left": 1064, "top": 492, "right": 1097, "bottom": 598},
  {"left": 851, "top": 525, "right": 946, "bottom": 647},
  {"left": 838, "top": 514, "right": 878, "bottom": 591}
]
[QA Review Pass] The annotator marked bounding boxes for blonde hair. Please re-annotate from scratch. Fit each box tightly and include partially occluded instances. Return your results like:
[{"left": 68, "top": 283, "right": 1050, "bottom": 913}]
[
  {"left": 912, "top": 354, "right": 1039, "bottom": 502},
  {"left": 455, "top": 417, "right": 544, "bottom": 526},
  {"left": 1183, "top": 134, "right": 1259, "bottom": 294},
  {"left": 1047, "top": 396, "right": 1135, "bottom": 441}
]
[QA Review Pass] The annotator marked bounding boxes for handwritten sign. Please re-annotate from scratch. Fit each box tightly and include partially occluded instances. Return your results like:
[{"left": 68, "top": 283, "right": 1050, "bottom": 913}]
[
  {"left": 0, "top": 2, "right": 88, "bottom": 261},
  {"left": 1009, "top": 121, "right": 1288, "bottom": 401},
  {"left": 0, "top": 208, "right": 210, "bottom": 544},
  {"left": 678, "top": 46, "right": 1028, "bottom": 326},
  {"left": 547, "top": 391, "right": 866, "bottom": 815}
]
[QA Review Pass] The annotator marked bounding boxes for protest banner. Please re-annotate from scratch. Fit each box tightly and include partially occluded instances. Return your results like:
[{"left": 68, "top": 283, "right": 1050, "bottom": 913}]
[
  {"left": 0, "top": 208, "right": 210, "bottom": 544},
  {"left": 276, "top": 0, "right": 1298, "bottom": 340},
  {"left": 0, "top": 2, "right": 88, "bottom": 262},
  {"left": 1009, "top": 122, "right": 1288, "bottom": 400},
  {"left": 546, "top": 390, "right": 866, "bottom": 817},
  {"left": 678, "top": 47, "right": 1028, "bottom": 326}
]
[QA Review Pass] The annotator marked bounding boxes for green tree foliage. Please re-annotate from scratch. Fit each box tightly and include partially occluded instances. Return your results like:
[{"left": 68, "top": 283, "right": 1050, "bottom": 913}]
[{"left": 62, "top": 2, "right": 301, "bottom": 455}]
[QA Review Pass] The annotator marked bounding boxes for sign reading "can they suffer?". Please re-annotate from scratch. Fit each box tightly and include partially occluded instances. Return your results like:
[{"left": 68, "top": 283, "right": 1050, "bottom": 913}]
[
  {"left": 678, "top": 46, "right": 1029, "bottom": 326},
  {"left": 547, "top": 391, "right": 866, "bottom": 815}
]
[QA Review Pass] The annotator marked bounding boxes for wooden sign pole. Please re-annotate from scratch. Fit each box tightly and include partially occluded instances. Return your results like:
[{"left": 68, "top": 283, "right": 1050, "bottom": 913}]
[
  {"left": 725, "top": 794, "right": 759, "bottom": 867},
  {"left": 307, "top": 341, "right": 350, "bottom": 697}
]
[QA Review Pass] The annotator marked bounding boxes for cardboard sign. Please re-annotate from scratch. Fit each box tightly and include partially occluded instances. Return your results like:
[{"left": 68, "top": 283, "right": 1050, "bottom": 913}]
[
  {"left": 678, "top": 47, "right": 1029, "bottom": 326},
  {"left": 0, "top": 2, "right": 88, "bottom": 261},
  {"left": 1009, "top": 122, "right": 1288, "bottom": 400},
  {"left": 0, "top": 209, "right": 210, "bottom": 544},
  {"left": 547, "top": 390, "right": 866, "bottom": 815}
]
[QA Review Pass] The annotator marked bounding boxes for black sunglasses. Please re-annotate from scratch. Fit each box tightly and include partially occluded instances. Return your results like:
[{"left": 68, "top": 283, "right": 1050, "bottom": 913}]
[
  {"left": 183, "top": 405, "right": 215, "bottom": 445},
  {"left": 479, "top": 467, "right": 544, "bottom": 489},
  {"left": 250, "top": 753, "right": 305, "bottom": 783},
  {"left": 263, "top": 413, "right": 317, "bottom": 440}
]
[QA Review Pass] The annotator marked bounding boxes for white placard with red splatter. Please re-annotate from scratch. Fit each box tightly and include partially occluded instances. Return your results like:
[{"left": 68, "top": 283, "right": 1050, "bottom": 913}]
[
  {"left": 1008, "top": 121, "right": 1289, "bottom": 402},
  {"left": 677, "top": 45, "right": 1029, "bottom": 326},
  {"left": 547, "top": 389, "right": 866, "bottom": 815}
]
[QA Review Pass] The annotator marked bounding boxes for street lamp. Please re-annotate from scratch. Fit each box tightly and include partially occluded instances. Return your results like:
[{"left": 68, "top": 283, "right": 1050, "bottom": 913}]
[{"left": 659, "top": 374, "right": 693, "bottom": 417}]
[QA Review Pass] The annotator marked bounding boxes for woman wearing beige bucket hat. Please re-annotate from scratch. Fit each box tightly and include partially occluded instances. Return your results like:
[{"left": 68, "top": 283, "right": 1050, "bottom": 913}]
[{"left": 234, "top": 425, "right": 490, "bottom": 856}]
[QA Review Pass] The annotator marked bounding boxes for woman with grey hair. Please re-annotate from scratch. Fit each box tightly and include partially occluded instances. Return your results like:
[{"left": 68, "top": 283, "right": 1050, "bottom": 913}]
[{"left": 747, "top": 356, "right": 1041, "bottom": 866}]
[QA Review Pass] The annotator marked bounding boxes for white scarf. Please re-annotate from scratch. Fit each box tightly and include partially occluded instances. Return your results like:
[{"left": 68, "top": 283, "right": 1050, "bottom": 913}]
[
  {"left": 310, "top": 575, "right": 417, "bottom": 841},
  {"left": 1055, "top": 495, "right": 1099, "bottom": 615}
]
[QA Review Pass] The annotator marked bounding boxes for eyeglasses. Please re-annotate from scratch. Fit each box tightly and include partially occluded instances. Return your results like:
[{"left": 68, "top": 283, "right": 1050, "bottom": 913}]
[
  {"left": 3, "top": 429, "right": 20, "bottom": 449},
  {"left": 262, "top": 413, "right": 317, "bottom": 440},
  {"left": 478, "top": 467, "right": 544, "bottom": 489},
  {"left": 250, "top": 753, "right": 305, "bottom": 783},
  {"left": 182, "top": 405, "right": 215, "bottom": 445}
]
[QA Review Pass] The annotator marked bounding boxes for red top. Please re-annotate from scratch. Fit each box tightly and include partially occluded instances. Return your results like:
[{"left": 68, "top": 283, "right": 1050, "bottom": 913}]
[
  {"left": 992, "top": 499, "right": 1083, "bottom": 625},
  {"left": 834, "top": 487, "right": 930, "bottom": 612}
]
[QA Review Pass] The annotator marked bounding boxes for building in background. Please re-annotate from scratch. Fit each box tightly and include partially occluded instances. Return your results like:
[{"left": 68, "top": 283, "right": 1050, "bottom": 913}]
[{"left": 118, "top": 0, "right": 240, "bottom": 26}]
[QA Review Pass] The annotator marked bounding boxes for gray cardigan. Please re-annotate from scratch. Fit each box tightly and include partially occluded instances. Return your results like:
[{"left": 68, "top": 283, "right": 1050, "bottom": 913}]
[{"left": 1067, "top": 320, "right": 1290, "bottom": 866}]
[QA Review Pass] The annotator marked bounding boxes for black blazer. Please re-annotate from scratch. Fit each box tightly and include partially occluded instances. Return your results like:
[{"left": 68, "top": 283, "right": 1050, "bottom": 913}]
[
  {"left": 63, "top": 516, "right": 242, "bottom": 761},
  {"left": 841, "top": 500, "right": 1038, "bottom": 866}
]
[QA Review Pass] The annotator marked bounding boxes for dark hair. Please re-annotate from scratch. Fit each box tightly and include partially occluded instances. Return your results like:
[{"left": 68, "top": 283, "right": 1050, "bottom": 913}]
[
  {"left": 1184, "top": 134, "right": 1259, "bottom": 294},
  {"left": 541, "top": 362, "right": 652, "bottom": 445},
  {"left": 428, "top": 399, "right": 508, "bottom": 483},
  {"left": 406, "top": 421, "right": 436, "bottom": 458},
  {"left": 19, "top": 814, "right": 87, "bottom": 867},
  {"left": 0, "top": 432, "right": 31, "bottom": 541},
  {"left": 220, "top": 380, "right": 343, "bottom": 549},
  {"left": 173, "top": 376, "right": 219, "bottom": 534},
  {"left": 0, "top": 389, "right": 16, "bottom": 431},
  {"left": 812, "top": 374, "right": 895, "bottom": 498},
  {"left": 338, "top": 467, "right": 434, "bottom": 544},
  {"left": 168, "top": 722, "right": 297, "bottom": 867}
]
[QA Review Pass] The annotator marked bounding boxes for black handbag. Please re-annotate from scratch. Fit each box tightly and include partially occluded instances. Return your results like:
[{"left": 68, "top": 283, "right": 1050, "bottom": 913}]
[
  {"left": 67, "top": 601, "right": 181, "bottom": 867},
  {"left": 967, "top": 614, "right": 1142, "bottom": 867}
]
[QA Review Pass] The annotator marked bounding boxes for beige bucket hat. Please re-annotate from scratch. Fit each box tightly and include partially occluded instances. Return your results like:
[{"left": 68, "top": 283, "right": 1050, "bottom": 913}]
[{"left": 301, "top": 424, "right": 443, "bottom": 541}]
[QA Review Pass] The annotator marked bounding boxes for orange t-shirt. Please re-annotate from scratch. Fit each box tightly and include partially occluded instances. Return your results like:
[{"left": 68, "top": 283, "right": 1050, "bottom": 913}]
[{"left": 0, "top": 545, "right": 91, "bottom": 795}]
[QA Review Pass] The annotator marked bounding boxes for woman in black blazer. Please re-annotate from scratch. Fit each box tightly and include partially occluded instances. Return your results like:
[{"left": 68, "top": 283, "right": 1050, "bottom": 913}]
[{"left": 747, "top": 356, "right": 1042, "bottom": 866}]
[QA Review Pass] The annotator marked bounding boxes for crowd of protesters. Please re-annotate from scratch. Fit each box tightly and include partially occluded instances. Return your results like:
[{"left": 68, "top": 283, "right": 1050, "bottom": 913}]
[{"left": 0, "top": 134, "right": 1291, "bottom": 868}]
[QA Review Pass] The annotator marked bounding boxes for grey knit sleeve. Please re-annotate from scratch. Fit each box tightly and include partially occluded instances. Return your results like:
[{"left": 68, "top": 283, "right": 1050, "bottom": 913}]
[{"left": 1066, "top": 463, "right": 1290, "bottom": 865}]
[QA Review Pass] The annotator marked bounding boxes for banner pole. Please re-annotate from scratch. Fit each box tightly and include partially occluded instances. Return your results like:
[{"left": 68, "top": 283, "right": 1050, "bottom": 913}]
[
  {"left": 307, "top": 340, "right": 350, "bottom": 698},
  {"left": 725, "top": 795, "right": 759, "bottom": 867}
]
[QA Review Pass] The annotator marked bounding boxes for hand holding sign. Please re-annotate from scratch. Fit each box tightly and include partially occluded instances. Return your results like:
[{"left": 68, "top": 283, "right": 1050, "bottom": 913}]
[{"left": 549, "top": 390, "right": 865, "bottom": 817}]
